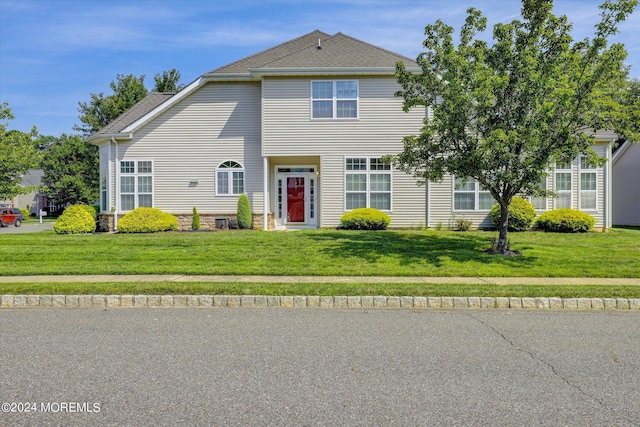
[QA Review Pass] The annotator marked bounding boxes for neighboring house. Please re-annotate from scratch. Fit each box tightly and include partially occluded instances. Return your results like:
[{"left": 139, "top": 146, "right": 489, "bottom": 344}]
[
  {"left": 89, "top": 30, "right": 616, "bottom": 231},
  {"left": 5, "top": 170, "right": 60, "bottom": 216},
  {"left": 612, "top": 140, "right": 640, "bottom": 226}
]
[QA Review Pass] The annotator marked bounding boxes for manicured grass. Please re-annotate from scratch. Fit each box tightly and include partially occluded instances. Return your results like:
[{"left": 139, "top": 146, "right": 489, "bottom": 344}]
[
  {"left": 1, "top": 228, "right": 638, "bottom": 278},
  {"left": 1, "top": 282, "right": 639, "bottom": 298}
]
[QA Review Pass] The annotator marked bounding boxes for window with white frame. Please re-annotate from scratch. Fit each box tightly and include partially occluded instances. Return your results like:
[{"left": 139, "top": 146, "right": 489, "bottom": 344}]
[
  {"left": 453, "top": 177, "right": 495, "bottom": 211},
  {"left": 579, "top": 157, "right": 597, "bottom": 210},
  {"left": 100, "top": 171, "right": 108, "bottom": 212},
  {"left": 345, "top": 157, "right": 391, "bottom": 210},
  {"left": 312, "top": 80, "right": 358, "bottom": 119},
  {"left": 216, "top": 160, "right": 244, "bottom": 195},
  {"left": 120, "top": 160, "right": 153, "bottom": 211},
  {"left": 530, "top": 176, "right": 547, "bottom": 211},
  {"left": 554, "top": 161, "right": 572, "bottom": 208}
]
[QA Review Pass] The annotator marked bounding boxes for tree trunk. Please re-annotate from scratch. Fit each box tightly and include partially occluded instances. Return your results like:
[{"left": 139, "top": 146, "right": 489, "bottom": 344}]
[{"left": 496, "top": 203, "right": 509, "bottom": 253}]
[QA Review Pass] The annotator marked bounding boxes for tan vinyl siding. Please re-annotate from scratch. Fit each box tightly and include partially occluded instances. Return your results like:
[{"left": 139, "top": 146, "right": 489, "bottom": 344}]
[
  {"left": 427, "top": 143, "right": 610, "bottom": 229},
  {"left": 116, "top": 82, "right": 263, "bottom": 214},
  {"left": 319, "top": 155, "right": 345, "bottom": 227},
  {"left": 263, "top": 76, "right": 424, "bottom": 156},
  {"left": 264, "top": 76, "right": 427, "bottom": 227}
]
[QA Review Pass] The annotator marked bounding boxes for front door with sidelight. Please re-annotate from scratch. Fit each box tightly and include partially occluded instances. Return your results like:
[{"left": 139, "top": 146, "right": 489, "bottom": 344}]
[{"left": 275, "top": 166, "right": 317, "bottom": 228}]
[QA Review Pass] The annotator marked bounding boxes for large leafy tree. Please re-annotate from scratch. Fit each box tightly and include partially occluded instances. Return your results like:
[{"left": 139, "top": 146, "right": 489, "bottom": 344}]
[
  {"left": 153, "top": 68, "right": 184, "bottom": 92},
  {"left": 75, "top": 70, "right": 184, "bottom": 136},
  {"left": 40, "top": 134, "right": 99, "bottom": 206},
  {"left": 393, "top": 0, "right": 637, "bottom": 253},
  {"left": 0, "top": 103, "right": 40, "bottom": 200},
  {"left": 74, "top": 74, "right": 148, "bottom": 136}
]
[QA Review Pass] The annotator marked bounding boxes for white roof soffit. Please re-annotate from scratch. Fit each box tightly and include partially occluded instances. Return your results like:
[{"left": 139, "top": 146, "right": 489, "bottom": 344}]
[{"left": 87, "top": 132, "right": 133, "bottom": 144}]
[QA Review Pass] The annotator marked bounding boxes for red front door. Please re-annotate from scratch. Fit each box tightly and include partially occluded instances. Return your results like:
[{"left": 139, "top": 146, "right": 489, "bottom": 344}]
[{"left": 287, "top": 177, "right": 305, "bottom": 222}]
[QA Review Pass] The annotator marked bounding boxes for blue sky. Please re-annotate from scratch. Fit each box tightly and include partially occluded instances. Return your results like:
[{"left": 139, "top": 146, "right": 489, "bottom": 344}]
[{"left": 1, "top": 0, "right": 638, "bottom": 137}]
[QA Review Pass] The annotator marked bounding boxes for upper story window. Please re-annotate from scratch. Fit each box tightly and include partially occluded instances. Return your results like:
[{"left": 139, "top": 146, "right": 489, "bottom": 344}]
[
  {"left": 216, "top": 160, "right": 244, "bottom": 196},
  {"left": 311, "top": 80, "right": 358, "bottom": 119}
]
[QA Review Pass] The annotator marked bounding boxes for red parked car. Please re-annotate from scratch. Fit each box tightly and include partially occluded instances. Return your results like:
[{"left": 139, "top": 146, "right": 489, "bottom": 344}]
[{"left": 0, "top": 208, "right": 23, "bottom": 227}]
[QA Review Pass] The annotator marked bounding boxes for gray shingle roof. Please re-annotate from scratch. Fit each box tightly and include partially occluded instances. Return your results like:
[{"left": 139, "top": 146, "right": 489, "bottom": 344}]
[
  {"left": 208, "top": 30, "right": 417, "bottom": 74},
  {"left": 96, "top": 92, "right": 174, "bottom": 135}
]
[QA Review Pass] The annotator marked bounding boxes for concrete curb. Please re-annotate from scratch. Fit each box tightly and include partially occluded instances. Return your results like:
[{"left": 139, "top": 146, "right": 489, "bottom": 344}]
[{"left": 2, "top": 294, "right": 639, "bottom": 310}]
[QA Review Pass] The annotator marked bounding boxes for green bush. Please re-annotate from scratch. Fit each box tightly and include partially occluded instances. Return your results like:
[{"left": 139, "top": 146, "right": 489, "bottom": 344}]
[
  {"left": 536, "top": 209, "right": 595, "bottom": 233},
  {"left": 20, "top": 208, "right": 30, "bottom": 221},
  {"left": 53, "top": 205, "right": 96, "bottom": 234},
  {"left": 192, "top": 207, "right": 201, "bottom": 230},
  {"left": 340, "top": 208, "right": 391, "bottom": 230},
  {"left": 237, "top": 194, "right": 252, "bottom": 229},
  {"left": 118, "top": 207, "right": 177, "bottom": 233},
  {"left": 78, "top": 204, "right": 97, "bottom": 221},
  {"left": 490, "top": 198, "right": 536, "bottom": 232}
]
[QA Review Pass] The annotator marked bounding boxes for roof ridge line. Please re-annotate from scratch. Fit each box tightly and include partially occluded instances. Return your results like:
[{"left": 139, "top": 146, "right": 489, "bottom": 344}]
[{"left": 207, "top": 29, "right": 331, "bottom": 74}]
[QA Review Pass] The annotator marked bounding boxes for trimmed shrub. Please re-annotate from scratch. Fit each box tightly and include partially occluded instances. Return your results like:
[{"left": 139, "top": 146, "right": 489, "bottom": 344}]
[
  {"left": 490, "top": 198, "right": 536, "bottom": 232},
  {"left": 53, "top": 205, "right": 96, "bottom": 234},
  {"left": 20, "top": 208, "right": 30, "bottom": 221},
  {"left": 78, "top": 204, "right": 97, "bottom": 221},
  {"left": 192, "top": 207, "right": 201, "bottom": 230},
  {"left": 536, "top": 209, "right": 595, "bottom": 233},
  {"left": 340, "top": 208, "right": 391, "bottom": 230},
  {"left": 237, "top": 194, "right": 252, "bottom": 229},
  {"left": 118, "top": 207, "right": 177, "bottom": 233}
]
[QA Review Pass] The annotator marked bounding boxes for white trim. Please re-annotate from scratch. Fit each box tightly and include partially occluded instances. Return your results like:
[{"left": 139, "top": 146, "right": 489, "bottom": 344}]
[
  {"left": 120, "top": 77, "right": 206, "bottom": 134},
  {"left": 310, "top": 80, "right": 359, "bottom": 120},
  {"left": 215, "top": 160, "right": 245, "bottom": 196},
  {"left": 263, "top": 157, "right": 269, "bottom": 231},
  {"left": 118, "top": 159, "right": 154, "bottom": 213},
  {"left": 451, "top": 177, "right": 494, "bottom": 212},
  {"left": 273, "top": 165, "right": 318, "bottom": 229},
  {"left": 578, "top": 156, "right": 598, "bottom": 211},
  {"left": 554, "top": 161, "right": 573, "bottom": 209},
  {"left": 343, "top": 156, "right": 392, "bottom": 212}
]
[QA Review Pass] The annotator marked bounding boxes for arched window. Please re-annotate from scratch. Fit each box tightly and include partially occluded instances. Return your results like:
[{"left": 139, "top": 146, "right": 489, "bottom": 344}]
[{"left": 216, "top": 160, "right": 244, "bottom": 195}]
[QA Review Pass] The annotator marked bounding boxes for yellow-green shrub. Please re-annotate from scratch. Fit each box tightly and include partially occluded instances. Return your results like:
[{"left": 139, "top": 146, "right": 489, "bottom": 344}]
[
  {"left": 118, "top": 207, "right": 177, "bottom": 233},
  {"left": 78, "top": 204, "right": 97, "bottom": 221},
  {"left": 536, "top": 209, "right": 595, "bottom": 233},
  {"left": 490, "top": 197, "right": 536, "bottom": 231},
  {"left": 53, "top": 205, "right": 96, "bottom": 234},
  {"left": 340, "top": 208, "right": 391, "bottom": 230}
]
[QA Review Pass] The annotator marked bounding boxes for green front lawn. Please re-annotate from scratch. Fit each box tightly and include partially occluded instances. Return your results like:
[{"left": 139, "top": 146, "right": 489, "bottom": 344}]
[{"left": 1, "top": 228, "right": 638, "bottom": 278}]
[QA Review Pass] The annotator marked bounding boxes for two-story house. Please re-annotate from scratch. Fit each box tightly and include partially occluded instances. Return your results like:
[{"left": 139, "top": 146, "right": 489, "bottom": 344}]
[{"left": 89, "top": 30, "right": 616, "bottom": 231}]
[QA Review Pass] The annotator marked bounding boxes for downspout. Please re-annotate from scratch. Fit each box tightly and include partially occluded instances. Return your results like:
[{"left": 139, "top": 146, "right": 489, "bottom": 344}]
[
  {"left": 605, "top": 138, "right": 614, "bottom": 230},
  {"left": 112, "top": 137, "right": 119, "bottom": 232},
  {"left": 263, "top": 157, "right": 269, "bottom": 230}
]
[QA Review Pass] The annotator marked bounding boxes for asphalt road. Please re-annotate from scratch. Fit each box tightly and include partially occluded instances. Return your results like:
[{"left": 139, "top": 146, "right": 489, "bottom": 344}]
[
  {"left": 1, "top": 308, "right": 639, "bottom": 426},
  {"left": 0, "top": 221, "right": 53, "bottom": 234}
]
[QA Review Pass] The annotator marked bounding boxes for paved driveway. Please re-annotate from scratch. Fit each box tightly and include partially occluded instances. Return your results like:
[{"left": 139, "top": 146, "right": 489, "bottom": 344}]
[
  {"left": 1, "top": 309, "right": 639, "bottom": 426},
  {"left": 0, "top": 221, "right": 53, "bottom": 234}
]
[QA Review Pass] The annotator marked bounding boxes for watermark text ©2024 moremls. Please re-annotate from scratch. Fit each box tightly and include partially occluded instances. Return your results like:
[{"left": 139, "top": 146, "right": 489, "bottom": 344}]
[{"left": 2, "top": 401, "right": 101, "bottom": 413}]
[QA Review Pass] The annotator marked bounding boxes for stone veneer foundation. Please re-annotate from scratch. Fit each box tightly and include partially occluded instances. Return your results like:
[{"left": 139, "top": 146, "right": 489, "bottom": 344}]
[{"left": 98, "top": 213, "right": 275, "bottom": 232}]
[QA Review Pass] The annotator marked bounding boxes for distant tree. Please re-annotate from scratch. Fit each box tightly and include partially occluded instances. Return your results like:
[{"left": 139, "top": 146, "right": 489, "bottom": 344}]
[
  {"left": 392, "top": 0, "right": 637, "bottom": 253},
  {"left": 40, "top": 134, "right": 99, "bottom": 206},
  {"left": 0, "top": 103, "right": 40, "bottom": 200},
  {"left": 74, "top": 74, "right": 148, "bottom": 136},
  {"left": 153, "top": 68, "right": 184, "bottom": 92}
]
